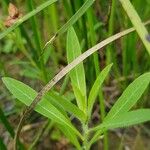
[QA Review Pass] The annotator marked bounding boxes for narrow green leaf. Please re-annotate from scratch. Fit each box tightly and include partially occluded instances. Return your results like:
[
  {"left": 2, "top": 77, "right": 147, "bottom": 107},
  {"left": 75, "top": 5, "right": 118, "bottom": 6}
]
[
  {"left": 2, "top": 77, "right": 83, "bottom": 139},
  {"left": 57, "top": 0, "right": 95, "bottom": 35},
  {"left": 105, "top": 72, "right": 150, "bottom": 121},
  {"left": 94, "top": 109, "right": 150, "bottom": 130},
  {"left": 0, "top": 137, "right": 7, "bottom": 150},
  {"left": 0, "top": 0, "right": 58, "bottom": 40},
  {"left": 58, "top": 124, "right": 81, "bottom": 150},
  {"left": 72, "top": 85, "right": 87, "bottom": 114},
  {"left": 119, "top": 0, "right": 150, "bottom": 55},
  {"left": 46, "top": 91, "right": 86, "bottom": 121},
  {"left": 88, "top": 64, "right": 113, "bottom": 116},
  {"left": 0, "top": 107, "right": 15, "bottom": 138},
  {"left": 67, "top": 27, "right": 86, "bottom": 111}
]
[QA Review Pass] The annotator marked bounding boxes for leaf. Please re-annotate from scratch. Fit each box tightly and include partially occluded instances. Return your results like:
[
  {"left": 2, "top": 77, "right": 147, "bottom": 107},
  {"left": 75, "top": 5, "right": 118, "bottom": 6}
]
[
  {"left": 119, "top": 0, "right": 150, "bottom": 55},
  {"left": 2, "top": 77, "right": 83, "bottom": 139},
  {"left": 57, "top": 0, "right": 95, "bottom": 35},
  {"left": 67, "top": 27, "right": 86, "bottom": 111},
  {"left": 92, "top": 109, "right": 150, "bottom": 132},
  {"left": 101, "top": 109, "right": 150, "bottom": 130},
  {"left": 0, "top": 107, "right": 15, "bottom": 138},
  {"left": 104, "top": 72, "right": 150, "bottom": 121},
  {"left": 72, "top": 85, "right": 87, "bottom": 113},
  {"left": 36, "top": 21, "right": 150, "bottom": 117},
  {"left": 58, "top": 124, "right": 82, "bottom": 150},
  {"left": 88, "top": 64, "right": 113, "bottom": 116},
  {"left": 0, "top": 137, "right": 7, "bottom": 150},
  {"left": 47, "top": 91, "right": 86, "bottom": 121},
  {"left": 0, "top": 0, "right": 58, "bottom": 39}
]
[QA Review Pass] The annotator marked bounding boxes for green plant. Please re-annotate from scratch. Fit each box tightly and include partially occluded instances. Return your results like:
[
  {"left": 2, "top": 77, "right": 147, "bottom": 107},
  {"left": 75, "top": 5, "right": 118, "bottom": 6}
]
[
  {"left": 1, "top": 0, "right": 150, "bottom": 149},
  {"left": 2, "top": 27, "right": 150, "bottom": 149}
]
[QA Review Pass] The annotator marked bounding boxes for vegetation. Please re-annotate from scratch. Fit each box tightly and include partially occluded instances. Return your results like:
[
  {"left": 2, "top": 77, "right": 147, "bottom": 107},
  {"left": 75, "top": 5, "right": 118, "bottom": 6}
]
[{"left": 0, "top": 0, "right": 150, "bottom": 149}]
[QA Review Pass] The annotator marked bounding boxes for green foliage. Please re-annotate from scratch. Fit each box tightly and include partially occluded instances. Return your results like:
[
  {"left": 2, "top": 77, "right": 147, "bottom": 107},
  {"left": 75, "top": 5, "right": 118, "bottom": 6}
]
[
  {"left": 0, "top": 137, "right": 7, "bottom": 150},
  {"left": 2, "top": 71, "right": 150, "bottom": 149},
  {"left": 104, "top": 72, "right": 150, "bottom": 121},
  {"left": 1, "top": 0, "right": 150, "bottom": 149},
  {"left": 91, "top": 72, "right": 150, "bottom": 145},
  {"left": 88, "top": 64, "right": 112, "bottom": 117},
  {"left": 0, "top": 0, "right": 58, "bottom": 40},
  {"left": 119, "top": 0, "right": 150, "bottom": 55},
  {"left": 2, "top": 77, "right": 83, "bottom": 140},
  {"left": 67, "top": 27, "right": 87, "bottom": 112},
  {"left": 101, "top": 109, "right": 150, "bottom": 129},
  {"left": 0, "top": 107, "right": 15, "bottom": 138}
]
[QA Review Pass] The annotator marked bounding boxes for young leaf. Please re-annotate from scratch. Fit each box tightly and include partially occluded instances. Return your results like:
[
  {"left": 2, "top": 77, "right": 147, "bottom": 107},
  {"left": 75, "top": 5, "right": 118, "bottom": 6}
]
[
  {"left": 88, "top": 64, "right": 113, "bottom": 116},
  {"left": 104, "top": 72, "right": 150, "bottom": 121},
  {"left": 67, "top": 27, "right": 86, "bottom": 111},
  {"left": 2, "top": 77, "right": 83, "bottom": 139},
  {"left": 94, "top": 109, "right": 150, "bottom": 131}
]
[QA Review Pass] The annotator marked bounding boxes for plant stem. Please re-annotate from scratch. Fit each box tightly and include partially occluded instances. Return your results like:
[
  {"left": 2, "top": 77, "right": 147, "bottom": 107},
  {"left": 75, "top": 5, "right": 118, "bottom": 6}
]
[{"left": 82, "top": 123, "right": 90, "bottom": 150}]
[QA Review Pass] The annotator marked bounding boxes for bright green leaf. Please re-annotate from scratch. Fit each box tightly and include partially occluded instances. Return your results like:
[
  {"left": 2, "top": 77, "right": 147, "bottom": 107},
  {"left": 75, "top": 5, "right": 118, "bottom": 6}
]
[
  {"left": 94, "top": 109, "right": 150, "bottom": 131},
  {"left": 46, "top": 91, "right": 86, "bottom": 121},
  {"left": 119, "top": 0, "right": 150, "bottom": 55},
  {"left": 58, "top": 124, "right": 82, "bottom": 150},
  {"left": 88, "top": 64, "right": 113, "bottom": 116},
  {"left": 67, "top": 27, "right": 86, "bottom": 111},
  {"left": 2, "top": 77, "right": 83, "bottom": 139},
  {"left": 57, "top": 0, "right": 95, "bottom": 35},
  {"left": 105, "top": 72, "right": 150, "bottom": 121}
]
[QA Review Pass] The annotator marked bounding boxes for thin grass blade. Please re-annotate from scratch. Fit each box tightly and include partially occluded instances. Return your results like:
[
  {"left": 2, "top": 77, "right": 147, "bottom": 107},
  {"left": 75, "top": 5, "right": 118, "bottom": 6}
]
[
  {"left": 0, "top": 137, "right": 7, "bottom": 150},
  {"left": 0, "top": 0, "right": 58, "bottom": 40},
  {"left": 119, "top": 0, "right": 150, "bottom": 55},
  {"left": 0, "top": 107, "right": 15, "bottom": 138},
  {"left": 44, "top": 0, "right": 95, "bottom": 48}
]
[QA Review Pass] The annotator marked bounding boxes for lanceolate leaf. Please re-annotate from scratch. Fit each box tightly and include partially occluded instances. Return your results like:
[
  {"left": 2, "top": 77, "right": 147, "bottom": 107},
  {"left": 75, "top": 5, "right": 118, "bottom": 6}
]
[
  {"left": 88, "top": 64, "right": 113, "bottom": 116},
  {"left": 72, "top": 85, "right": 86, "bottom": 113},
  {"left": 94, "top": 109, "right": 150, "bottom": 131},
  {"left": 67, "top": 27, "right": 86, "bottom": 111},
  {"left": 46, "top": 91, "right": 86, "bottom": 121},
  {"left": 104, "top": 72, "right": 150, "bottom": 121},
  {"left": 2, "top": 77, "right": 83, "bottom": 139}
]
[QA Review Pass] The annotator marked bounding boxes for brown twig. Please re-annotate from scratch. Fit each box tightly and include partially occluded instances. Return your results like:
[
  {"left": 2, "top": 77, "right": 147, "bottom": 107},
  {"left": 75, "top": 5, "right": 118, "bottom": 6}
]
[{"left": 14, "top": 19, "right": 150, "bottom": 150}]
